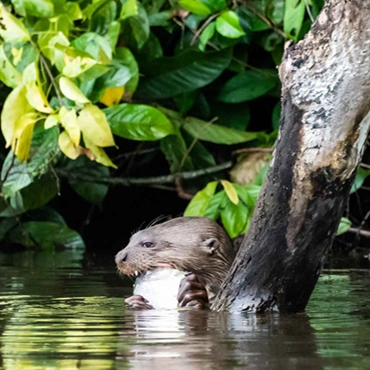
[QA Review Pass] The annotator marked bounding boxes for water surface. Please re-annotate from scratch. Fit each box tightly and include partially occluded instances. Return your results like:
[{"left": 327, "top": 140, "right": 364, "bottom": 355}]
[{"left": 0, "top": 250, "right": 369, "bottom": 370}]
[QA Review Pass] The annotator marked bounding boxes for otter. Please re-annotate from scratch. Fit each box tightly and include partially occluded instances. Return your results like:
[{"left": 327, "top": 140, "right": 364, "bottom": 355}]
[{"left": 115, "top": 216, "right": 235, "bottom": 309}]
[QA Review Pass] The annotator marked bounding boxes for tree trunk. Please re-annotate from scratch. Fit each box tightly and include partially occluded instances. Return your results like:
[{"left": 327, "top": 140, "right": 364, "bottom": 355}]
[{"left": 212, "top": 0, "right": 370, "bottom": 313}]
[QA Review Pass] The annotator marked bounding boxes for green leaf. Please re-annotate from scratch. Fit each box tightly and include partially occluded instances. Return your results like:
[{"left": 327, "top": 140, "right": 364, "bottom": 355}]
[
  {"left": 184, "top": 181, "right": 218, "bottom": 216},
  {"left": 105, "top": 21, "right": 121, "bottom": 49},
  {"left": 66, "top": 156, "right": 109, "bottom": 205},
  {"left": 104, "top": 104, "right": 175, "bottom": 141},
  {"left": 336, "top": 217, "right": 352, "bottom": 236},
  {"left": 0, "top": 174, "right": 58, "bottom": 217},
  {"left": 236, "top": 7, "right": 269, "bottom": 32},
  {"left": 204, "top": 190, "right": 225, "bottom": 220},
  {"left": 12, "top": 0, "right": 54, "bottom": 17},
  {"left": 5, "top": 221, "right": 85, "bottom": 249},
  {"left": 179, "top": 0, "right": 212, "bottom": 16},
  {"left": 216, "top": 10, "right": 245, "bottom": 39},
  {"left": 182, "top": 115, "right": 258, "bottom": 144},
  {"left": 160, "top": 134, "right": 194, "bottom": 173},
  {"left": 29, "top": 207, "right": 67, "bottom": 225},
  {"left": 1, "top": 127, "right": 59, "bottom": 198},
  {"left": 0, "top": 3, "right": 30, "bottom": 43},
  {"left": 350, "top": 167, "right": 370, "bottom": 194},
  {"left": 136, "top": 48, "right": 232, "bottom": 99},
  {"left": 284, "top": 0, "right": 306, "bottom": 40},
  {"left": 218, "top": 70, "right": 279, "bottom": 103},
  {"left": 120, "top": 0, "right": 138, "bottom": 19},
  {"left": 220, "top": 201, "right": 249, "bottom": 238},
  {"left": 93, "top": 48, "right": 138, "bottom": 99},
  {"left": 71, "top": 32, "right": 112, "bottom": 64},
  {"left": 199, "top": 22, "right": 216, "bottom": 51},
  {"left": 83, "top": 0, "right": 111, "bottom": 19},
  {"left": 210, "top": 102, "right": 250, "bottom": 131},
  {"left": 121, "top": 2, "right": 150, "bottom": 49}
]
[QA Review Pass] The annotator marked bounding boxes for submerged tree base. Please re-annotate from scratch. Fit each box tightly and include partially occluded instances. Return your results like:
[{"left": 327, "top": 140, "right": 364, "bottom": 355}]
[{"left": 213, "top": 0, "right": 370, "bottom": 313}]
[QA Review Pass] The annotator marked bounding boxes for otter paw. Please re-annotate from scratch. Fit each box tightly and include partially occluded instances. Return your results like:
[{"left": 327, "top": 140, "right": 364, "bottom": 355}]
[
  {"left": 177, "top": 273, "right": 209, "bottom": 309},
  {"left": 125, "top": 295, "right": 154, "bottom": 310}
]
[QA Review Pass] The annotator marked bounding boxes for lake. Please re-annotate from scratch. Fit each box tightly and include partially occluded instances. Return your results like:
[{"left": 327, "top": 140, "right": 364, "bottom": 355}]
[{"left": 0, "top": 250, "right": 369, "bottom": 370}]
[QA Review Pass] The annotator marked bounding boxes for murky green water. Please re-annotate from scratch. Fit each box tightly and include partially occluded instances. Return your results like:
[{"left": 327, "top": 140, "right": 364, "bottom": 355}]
[{"left": 0, "top": 250, "right": 369, "bottom": 370}]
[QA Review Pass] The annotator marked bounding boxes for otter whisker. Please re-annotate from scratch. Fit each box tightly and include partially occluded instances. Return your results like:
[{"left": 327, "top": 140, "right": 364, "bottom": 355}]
[{"left": 146, "top": 214, "right": 169, "bottom": 229}]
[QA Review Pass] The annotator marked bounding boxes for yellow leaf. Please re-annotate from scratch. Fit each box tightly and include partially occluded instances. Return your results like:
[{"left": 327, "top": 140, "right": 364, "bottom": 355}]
[
  {"left": 11, "top": 47, "right": 23, "bottom": 66},
  {"left": 58, "top": 131, "right": 81, "bottom": 160},
  {"left": 221, "top": 180, "right": 239, "bottom": 205},
  {"left": 1, "top": 86, "right": 33, "bottom": 148},
  {"left": 11, "top": 112, "right": 39, "bottom": 150},
  {"left": 84, "top": 135, "right": 117, "bottom": 169},
  {"left": 0, "top": 45, "right": 22, "bottom": 88},
  {"left": 59, "top": 77, "right": 90, "bottom": 105},
  {"left": 99, "top": 86, "right": 124, "bottom": 107},
  {"left": 23, "top": 63, "right": 53, "bottom": 114},
  {"left": 44, "top": 114, "right": 59, "bottom": 129},
  {"left": 0, "top": 3, "right": 30, "bottom": 43},
  {"left": 77, "top": 105, "right": 115, "bottom": 147},
  {"left": 62, "top": 48, "right": 97, "bottom": 78},
  {"left": 14, "top": 121, "right": 36, "bottom": 163},
  {"left": 59, "top": 107, "right": 80, "bottom": 146}
]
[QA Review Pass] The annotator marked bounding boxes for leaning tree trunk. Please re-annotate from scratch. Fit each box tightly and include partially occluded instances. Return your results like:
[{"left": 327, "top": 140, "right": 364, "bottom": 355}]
[{"left": 212, "top": 0, "right": 370, "bottom": 312}]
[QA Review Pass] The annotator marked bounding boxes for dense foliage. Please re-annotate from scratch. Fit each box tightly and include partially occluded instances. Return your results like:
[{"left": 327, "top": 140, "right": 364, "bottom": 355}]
[{"left": 0, "top": 0, "right": 367, "bottom": 249}]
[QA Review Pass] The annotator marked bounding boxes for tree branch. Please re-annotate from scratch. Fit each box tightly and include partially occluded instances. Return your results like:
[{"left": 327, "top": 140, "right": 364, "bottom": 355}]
[{"left": 56, "top": 161, "right": 232, "bottom": 187}]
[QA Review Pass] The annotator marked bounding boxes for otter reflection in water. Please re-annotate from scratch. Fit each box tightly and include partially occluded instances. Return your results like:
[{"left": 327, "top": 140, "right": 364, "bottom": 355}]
[{"left": 115, "top": 217, "right": 235, "bottom": 309}]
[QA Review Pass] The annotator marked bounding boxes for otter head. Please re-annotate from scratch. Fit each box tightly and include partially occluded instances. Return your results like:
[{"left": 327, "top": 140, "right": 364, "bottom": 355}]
[{"left": 115, "top": 217, "right": 235, "bottom": 298}]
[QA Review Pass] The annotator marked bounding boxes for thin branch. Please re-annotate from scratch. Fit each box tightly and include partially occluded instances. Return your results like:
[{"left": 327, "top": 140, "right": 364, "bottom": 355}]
[
  {"left": 232, "top": 147, "right": 273, "bottom": 156},
  {"left": 55, "top": 161, "right": 233, "bottom": 186},
  {"left": 304, "top": 0, "right": 315, "bottom": 23},
  {"left": 191, "top": 13, "right": 220, "bottom": 46},
  {"left": 39, "top": 53, "right": 63, "bottom": 107},
  {"left": 347, "top": 227, "right": 370, "bottom": 238},
  {"left": 360, "top": 162, "right": 370, "bottom": 170}
]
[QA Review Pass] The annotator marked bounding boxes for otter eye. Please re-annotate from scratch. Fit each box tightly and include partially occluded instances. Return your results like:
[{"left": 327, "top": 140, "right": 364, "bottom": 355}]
[{"left": 142, "top": 242, "right": 155, "bottom": 248}]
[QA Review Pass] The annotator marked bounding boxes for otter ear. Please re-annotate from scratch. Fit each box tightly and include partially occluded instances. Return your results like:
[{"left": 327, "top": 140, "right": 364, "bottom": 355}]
[{"left": 203, "top": 238, "right": 220, "bottom": 255}]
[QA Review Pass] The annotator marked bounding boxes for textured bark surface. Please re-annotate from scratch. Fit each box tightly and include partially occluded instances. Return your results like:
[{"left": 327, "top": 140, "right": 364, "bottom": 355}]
[{"left": 212, "top": 0, "right": 370, "bottom": 312}]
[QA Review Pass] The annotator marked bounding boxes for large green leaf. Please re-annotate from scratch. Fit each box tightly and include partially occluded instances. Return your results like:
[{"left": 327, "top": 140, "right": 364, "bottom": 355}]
[
  {"left": 1, "top": 127, "right": 60, "bottom": 198},
  {"left": 12, "top": 0, "right": 54, "bottom": 17},
  {"left": 284, "top": 0, "right": 306, "bottom": 40},
  {"left": 136, "top": 48, "right": 232, "bottom": 99},
  {"left": 184, "top": 181, "right": 218, "bottom": 217},
  {"left": 5, "top": 221, "right": 85, "bottom": 249},
  {"left": 182, "top": 116, "right": 258, "bottom": 144},
  {"left": 0, "top": 174, "right": 58, "bottom": 217},
  {"left": 66, "top": 156, "right": 110, "bottom": 205},
  {"left": 218, "top": 70, "right": 279, "bottom": 103},
  {"left": 104, "top": 104, "right": 175, "bottom": 141}
]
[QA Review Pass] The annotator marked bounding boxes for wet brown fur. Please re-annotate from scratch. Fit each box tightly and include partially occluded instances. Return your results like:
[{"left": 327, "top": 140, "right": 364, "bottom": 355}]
[{"left": 115, "top": 217, "right": 235, "bottom": 300}]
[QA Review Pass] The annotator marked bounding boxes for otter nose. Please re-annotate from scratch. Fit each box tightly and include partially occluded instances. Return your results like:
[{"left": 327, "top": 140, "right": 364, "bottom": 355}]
[{"left": 115, "top": 250, "right": 128, "bottom": 265}]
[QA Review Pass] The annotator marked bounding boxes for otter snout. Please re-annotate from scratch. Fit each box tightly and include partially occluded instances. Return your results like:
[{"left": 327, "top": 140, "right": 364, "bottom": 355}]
[{"left": 115, "top": 249, "right": 128, "bottom": 267}]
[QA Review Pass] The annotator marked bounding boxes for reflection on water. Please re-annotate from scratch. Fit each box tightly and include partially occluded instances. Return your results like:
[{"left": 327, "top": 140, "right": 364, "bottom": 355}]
[{"left": 0, "top": 250, "right": 369, "bottom": 370}]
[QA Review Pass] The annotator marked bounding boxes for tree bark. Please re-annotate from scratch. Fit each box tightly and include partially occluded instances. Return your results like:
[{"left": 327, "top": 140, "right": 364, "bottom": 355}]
[{"left": 212, "top": 0, "right": 370, "bottom": 313}]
